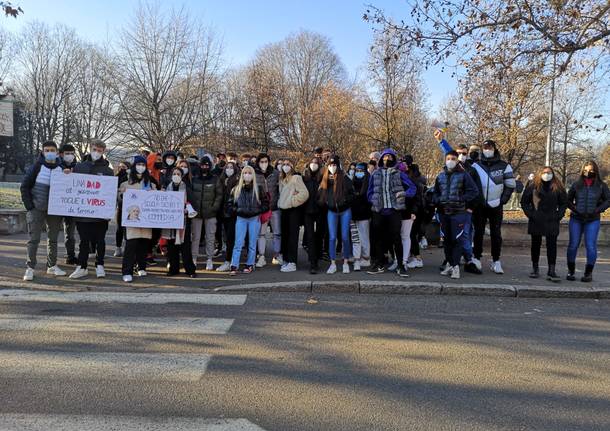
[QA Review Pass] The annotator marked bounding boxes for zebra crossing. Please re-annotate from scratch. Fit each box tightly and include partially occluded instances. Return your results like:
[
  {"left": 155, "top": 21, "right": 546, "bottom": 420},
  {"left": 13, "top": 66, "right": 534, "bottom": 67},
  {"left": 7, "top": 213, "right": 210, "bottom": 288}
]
[{"left": 0, "top": 289, "right": 268, "bottom": 431}]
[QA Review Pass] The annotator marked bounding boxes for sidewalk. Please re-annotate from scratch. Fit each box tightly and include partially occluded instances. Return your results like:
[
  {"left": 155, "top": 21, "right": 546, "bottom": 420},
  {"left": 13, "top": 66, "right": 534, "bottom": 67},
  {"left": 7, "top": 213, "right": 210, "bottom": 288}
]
[{"left": 0, "top": 229, "right": 609, "bottom": 295}]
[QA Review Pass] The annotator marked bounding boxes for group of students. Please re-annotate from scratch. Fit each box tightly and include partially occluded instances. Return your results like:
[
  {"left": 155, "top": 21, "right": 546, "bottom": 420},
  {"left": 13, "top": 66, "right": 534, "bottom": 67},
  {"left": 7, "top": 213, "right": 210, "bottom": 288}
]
[{"left": 21, "top": 135, "right": 610, "bottom": 284}]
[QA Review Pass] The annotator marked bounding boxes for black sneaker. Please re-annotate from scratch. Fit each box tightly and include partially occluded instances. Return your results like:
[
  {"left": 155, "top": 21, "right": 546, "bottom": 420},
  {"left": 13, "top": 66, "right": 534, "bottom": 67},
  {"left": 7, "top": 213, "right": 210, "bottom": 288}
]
[
  {"left": 464, "top": 262, "right": 482, "bottom": 274},
  {"left": 65, "top": 256, "right": 78, "bottom": 265},
  {"left": 397, "top": 264, "right": 409, "bottom": 278},
  {"left": 243, "top": 265, "right": 254, "bottom": 274},
  {"left": 309, "top": 264, "right": 318, "bottom": 275},
  {"left": 566, "top": 273, "right": 576, "bottom": 281},
  {"left": 367, "top": 265, "right": 385, "bottom": 275}
]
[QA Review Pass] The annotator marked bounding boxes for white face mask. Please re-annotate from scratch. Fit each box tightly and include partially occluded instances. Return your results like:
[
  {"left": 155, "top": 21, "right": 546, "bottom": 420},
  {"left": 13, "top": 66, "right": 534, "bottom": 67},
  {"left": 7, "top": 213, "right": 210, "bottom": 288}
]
[
  {"left": 172, "top": 175, "right": 182, "bottom": 184},
  {"left": 259, "top": 161, "right": 269, "bottom": 171},
  {"left": 90, "top": 150, "right": 102, "bottom": 161},
  {"left": 458, "top": 154, "right": 467, "bottom": 163},
  {"left": 483, "top": 149, "right": 494, "bottom": 158},
  {"left": 243, "top": 173, "right": 253, "bottom": 182},
  {"left": 181, "top": 167, "right": 189, "bottom": 175},
  {"left": 282, "top": 165, "right": 292, "bottom": 174},
  {"left": 541, "top": 173, "right": 553, "bottom": 182},
  {"left": 225, "top": 168, "right": 234, "bottom": 177},
  {"left": 328, "top": 165, "right": 337, "bottom": 175},
  {"left": 166, "top": 158, "right": 175, "bottom": 166},
  {"left": 348, "top": 169, "right": 355, "bottom": 176},
  {"left": 309, "top": 163, "right": 319, "bottom": 172},
  {"left": 135, "top": 165, "right": 147, "bottom": 174},
  {"left": 445, "top": 160, "right": 458, "bottom": 170},
  {"left": 63, "top": 154, "right": 75, "bottom": 163}
]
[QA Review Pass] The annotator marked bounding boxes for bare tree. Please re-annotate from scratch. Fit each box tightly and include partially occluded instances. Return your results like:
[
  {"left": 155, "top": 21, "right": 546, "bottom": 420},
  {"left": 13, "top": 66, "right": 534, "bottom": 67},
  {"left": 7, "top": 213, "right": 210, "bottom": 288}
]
[{"left": 114, "top": 2, "right": 222, "bottom": 152}]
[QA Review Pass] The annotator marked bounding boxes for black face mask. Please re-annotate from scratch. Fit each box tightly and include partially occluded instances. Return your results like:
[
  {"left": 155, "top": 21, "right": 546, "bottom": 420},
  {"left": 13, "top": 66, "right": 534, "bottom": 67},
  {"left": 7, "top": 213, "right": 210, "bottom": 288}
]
[
  {"left": 585, "top": 171, "right": 596, "bottom": 179},
  {"left": 218, "top": 160, "right": 226, "bottom": 168},
  {"left": 383, "top": 158, "right": 396, "bottom": 168},
  {"left": 469, "top": 151, "right": 480, "bottom": 161},
  {"left": 154, "top": 162, "right": 163, "bottom": 169},
  {"left": 201, "top": 167, "right": 210, "bottom": 175}
]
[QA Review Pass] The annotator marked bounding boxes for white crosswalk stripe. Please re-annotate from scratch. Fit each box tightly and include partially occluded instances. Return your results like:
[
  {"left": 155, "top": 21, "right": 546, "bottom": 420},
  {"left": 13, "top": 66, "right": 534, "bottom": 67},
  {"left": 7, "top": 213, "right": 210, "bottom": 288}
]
[{"left": 0, "top": 414, "right": 268, "bottom": 430}]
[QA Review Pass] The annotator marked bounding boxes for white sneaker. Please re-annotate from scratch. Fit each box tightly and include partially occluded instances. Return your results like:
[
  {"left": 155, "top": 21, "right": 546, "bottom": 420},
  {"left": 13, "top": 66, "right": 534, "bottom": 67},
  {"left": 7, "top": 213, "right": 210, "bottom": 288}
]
[
  {"left": 327, "top": 263, "right": 337, "bottom": 274},
  {"left": 69, "top": 266, "right": 88, "bottom": 279},
  {"left": 216, "top": 261, "right": 231, "bottom": 272},
  {"left": 440, "top": 263, "right": 453, "bottom": 276},
  {"left": 419, "top": 237, "right": 428, "bottom": 250},
  {"left": 272, "top": 255, "right": 284, "bottom": 265},
  {"left": 95, "top": 265, "right": 105, "bottom": 278},
  {"left": 23, "top": 268, "right": 34, "bottom": 281},
  {"left": 451, "top": 265, "right": 461, "bottom": 279},
  {"left": 46, "top": 265, "right": 66, "bottom": 276},
  {"left": 256, "top": 255, "right": 267, "bottom": 268},
  {"left": 353, "top": 260, "right": 361, "bottom": 271},
  {"left": 137, "top": 270, "right": 147, "bottom": 277},
  {"left": 491, "top": 260, "right": 504, "bottom": 274},
  {"left": 113, "top": 247, "right": 123, "bottom": 257},
  {"left": 471, "top": 258, "right": 482, "bottom": 271},
  {"left": 388, "top": 260, "right": 398, "bottom": 272},
  {"left": 342, "top": 263, "right": 350, "bottom": 274},
  {"left": 122, "top": 274, "right": 133, "bottom": 283},
  {"left": 205, "top": 259, "right": 214, "bottom": 271},
  {"left": 360, "top": 259, "right": 371, "bottom": 268},
  {"left": 280, "top": 262, "right": 296, "bottom": 273},
  {"left": 407, "top": 257, "right": 423, "bottom": 269}
]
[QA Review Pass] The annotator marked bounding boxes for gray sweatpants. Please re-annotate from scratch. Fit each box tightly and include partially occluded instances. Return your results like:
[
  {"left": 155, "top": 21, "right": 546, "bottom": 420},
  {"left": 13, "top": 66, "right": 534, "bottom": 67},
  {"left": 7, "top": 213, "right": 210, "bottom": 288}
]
[
  {"left": 26, "top": 209, "right": 62, "bottom": 269},
  {"left": 191, "top": 217, "right": 217, "bottom": 262}
]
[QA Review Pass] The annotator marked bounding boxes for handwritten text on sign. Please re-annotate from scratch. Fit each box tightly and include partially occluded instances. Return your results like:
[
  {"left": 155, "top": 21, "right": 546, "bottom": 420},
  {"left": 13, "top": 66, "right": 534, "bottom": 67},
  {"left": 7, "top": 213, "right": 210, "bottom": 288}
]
[
  {"left": 48, "top": 170, "right": 118, "bottom": 219},
  {"left": 122, "top": 189, "right": 185, "bottom": 229}
]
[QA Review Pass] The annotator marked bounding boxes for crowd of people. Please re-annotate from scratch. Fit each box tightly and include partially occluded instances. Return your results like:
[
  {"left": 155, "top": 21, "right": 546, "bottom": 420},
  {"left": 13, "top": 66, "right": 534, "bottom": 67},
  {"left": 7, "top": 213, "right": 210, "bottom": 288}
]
[{"left": 20, "top": 132, "right": 610, "bottom": 284}]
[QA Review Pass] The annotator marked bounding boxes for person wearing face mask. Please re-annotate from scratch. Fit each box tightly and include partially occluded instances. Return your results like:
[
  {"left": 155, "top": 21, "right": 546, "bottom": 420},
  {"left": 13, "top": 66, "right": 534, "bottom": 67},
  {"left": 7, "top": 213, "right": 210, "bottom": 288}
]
[
  {"left": 159, "top": 150, "right": 178, "bottom": 189},
  {"left": 470, "top": 139, "right": 516, "bottom": 274},
  {"left": 113, "top": 160, "right": 131, "bottom": 258},
  {"left": 347, "top": 163, "right": 356, "bottom": 180},
  {"left": 302, "top": 157, "right": 326, "bottom": 274},
  {"left": 277, "top": 160, "right": 309, "bottom": 273},
  {"left": 20, "top": 140, "right": 67, "bottom": 281},
  {"left": 520, "top": 166, "right": 567, "bottom": 282},
  {"left": 350, "top": 162, "right": 372, "bottom": 271},
  {"left": 68, "top": 139, "right": 114, "bottom": 280},
  {"left": 118, "top": 156, "right": 157, "bottom": 282},
  {"left": 565, "top": 161, "right": 610, "bottom": 282},
  {"left": 433, "top": 151, "right": 480, "bottom": 280},
  {"left": 162, "top": 168, "right": 197, "bottom": 277},
  {"left": 58, "top": 144, "right": 78, "bottom": 265},
  {"left": 190, "top": 157, "right": 223, "bottom": 270},
  {"left": 227, "top": 166, "right": 270, "bottom": 275},
  {"left": 216, "top": 162, "right": 240, "bottom": 272},
  {"left": 254, "top": 153, "right": 281, "bottom": 268},
  {"left": 366, "top": 149, "right": 416, "bottom": 276},
  {"left": 317, "top": 156, "right": 355, "bottom": 274}
]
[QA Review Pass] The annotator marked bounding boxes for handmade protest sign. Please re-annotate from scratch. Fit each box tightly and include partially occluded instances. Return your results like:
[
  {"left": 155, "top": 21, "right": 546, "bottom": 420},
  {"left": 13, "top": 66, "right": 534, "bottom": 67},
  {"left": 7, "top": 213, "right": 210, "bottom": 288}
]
[
  {"left": 48, "top": 170, "right": 118, "bottom": 219},
  {"left": 122, "top": 189, "right": 185, "bottom": 229}
]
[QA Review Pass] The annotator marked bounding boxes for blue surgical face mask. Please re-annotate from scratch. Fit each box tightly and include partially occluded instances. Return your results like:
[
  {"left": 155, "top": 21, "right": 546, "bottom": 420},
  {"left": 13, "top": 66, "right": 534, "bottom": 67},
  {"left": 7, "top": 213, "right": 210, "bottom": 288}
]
[
  {"left": 355, "top": 172, "right": 365, "bottom": 179},
  {"left": 44, "top": 151, "right": 57, "bottom": 162}
]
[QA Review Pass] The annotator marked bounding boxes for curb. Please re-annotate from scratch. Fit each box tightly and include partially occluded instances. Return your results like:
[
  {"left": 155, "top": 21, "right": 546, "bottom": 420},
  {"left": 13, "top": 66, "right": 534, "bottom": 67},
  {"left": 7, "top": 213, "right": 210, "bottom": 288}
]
[{"left": 213, "top": 281, "right": 610, "bottom": 299}]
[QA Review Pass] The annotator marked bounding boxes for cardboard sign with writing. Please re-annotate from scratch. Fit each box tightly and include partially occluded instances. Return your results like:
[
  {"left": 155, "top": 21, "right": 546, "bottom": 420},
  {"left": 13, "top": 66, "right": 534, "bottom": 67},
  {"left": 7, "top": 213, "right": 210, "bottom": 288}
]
[
  {"left": 48, "top": 171, "right": 118, "bottom": 219},
  {"left": 122, "top": 189, "right": 185, "bottom": 229}
]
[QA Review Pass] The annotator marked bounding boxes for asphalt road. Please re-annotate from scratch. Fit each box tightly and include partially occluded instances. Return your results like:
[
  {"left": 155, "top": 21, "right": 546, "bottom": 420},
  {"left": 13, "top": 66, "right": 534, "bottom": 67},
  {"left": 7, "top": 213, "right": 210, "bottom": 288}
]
[{"left": 0, "top": 292, "right": 609, "bottom": 430}]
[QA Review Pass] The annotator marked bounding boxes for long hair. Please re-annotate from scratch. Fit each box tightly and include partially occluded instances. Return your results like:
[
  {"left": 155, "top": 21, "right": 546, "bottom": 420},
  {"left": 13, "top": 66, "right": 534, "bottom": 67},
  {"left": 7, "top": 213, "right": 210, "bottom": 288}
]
[
  {"left": 319, "top": 164, "right": 345, "bottom": 205},
  {"left": 303, "top": 157, "right": 323, "bottom": 183},
  {"left": 280, "top": 159, "right": 295, "bottom": 182},
  {"left": 533, "top": 166, "right": 564, "bottom": 193},
  {"left": 128, "top": 164, "right": 151, "bottom": 187},
  {"left": 233, "top": 165, "right": 259, "bottom": 203},
  {"left": 177, "top": 160, "right": 192, "bottom": 184},
  {"left": 581, "top": 160, "right": 601, "bottom": 183}
]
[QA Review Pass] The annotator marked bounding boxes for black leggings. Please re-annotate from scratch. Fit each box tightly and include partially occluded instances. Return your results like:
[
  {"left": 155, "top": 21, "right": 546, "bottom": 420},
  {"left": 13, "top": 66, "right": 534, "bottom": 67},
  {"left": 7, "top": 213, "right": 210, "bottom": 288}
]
[
  {"left": 531, "top": 234, "right": 557, "bottom": 266},
  {"left": 122, "top": 238, "right": 149, "bottom": 275},
  {"left": 223, "top": 216, "right": 236, "bottom": 262},
  {"left": 371, "top": 211, "right": 403, "bottom": 267}
]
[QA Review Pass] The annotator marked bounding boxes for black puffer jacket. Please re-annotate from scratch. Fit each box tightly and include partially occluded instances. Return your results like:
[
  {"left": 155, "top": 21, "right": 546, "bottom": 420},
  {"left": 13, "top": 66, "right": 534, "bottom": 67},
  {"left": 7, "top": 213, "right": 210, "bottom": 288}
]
[
  {"left": 228, "top": 183, "right": 269, "bottom": 218},
  {"left": 317, "top": 174, "right": 355, "bottom": 213},
  {"left": 521, "top": 182, "right": 568, "bottom": 236},
  {"left": 221, "top": 173, "right": 240, "bottom": 218},
  {"left": 567, "top": 177, "right": 610, "bottom": 222},
  {"left": 351, "top": 173, "right": 372, "bottom": 221},
  {"left": 191, "top": 173, "right": 223, "bottom": 219},
  {"left": 73, "top": 156, "right": 115, "bottom": 223},
  {"left": 20, "top": 155, "right": 62, "bottom": 211},
  {"left": 302, "top": 167, "right": 323, "bottom": 215}
]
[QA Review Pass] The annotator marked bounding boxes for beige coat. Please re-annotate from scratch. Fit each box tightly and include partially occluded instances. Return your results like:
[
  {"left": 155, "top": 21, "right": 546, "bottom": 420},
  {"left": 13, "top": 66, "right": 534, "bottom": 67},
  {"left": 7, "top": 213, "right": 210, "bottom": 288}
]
[
  {"left": 278, "top": 174, "right": 309, "bottom": 209},
  {"left": 119, "top": 180, "right": 157, "bottom": 240}
]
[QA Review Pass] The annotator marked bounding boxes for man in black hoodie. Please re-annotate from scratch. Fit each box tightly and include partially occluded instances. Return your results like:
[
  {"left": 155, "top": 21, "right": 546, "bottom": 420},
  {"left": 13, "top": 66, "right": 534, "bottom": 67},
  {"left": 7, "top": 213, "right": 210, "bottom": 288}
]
[{"left": 68, "top": 139, "right": 115, "bottom": 280}]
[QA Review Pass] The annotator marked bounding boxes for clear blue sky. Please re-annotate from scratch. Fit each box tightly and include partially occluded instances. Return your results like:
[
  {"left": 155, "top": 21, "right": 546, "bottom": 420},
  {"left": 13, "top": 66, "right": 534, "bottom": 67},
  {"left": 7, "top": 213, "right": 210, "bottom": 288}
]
[{"left": 2, "top": 0, "right": 456, "bottom": 115}]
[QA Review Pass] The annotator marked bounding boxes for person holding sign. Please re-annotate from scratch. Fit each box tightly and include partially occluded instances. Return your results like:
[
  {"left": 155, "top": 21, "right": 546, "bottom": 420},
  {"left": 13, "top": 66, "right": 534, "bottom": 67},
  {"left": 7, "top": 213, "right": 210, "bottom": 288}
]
[
  {"left": 118, "top": 156, "right": 157, "bottom": 283},
  {"left": 20, "top": 140, "right": 67, "bottom": 281},
  {"left": 162, "top": 167, "right": 198, "bottom": 278},
  {"left": 69, "top": 139, "right": 114, "bottom": 279}
]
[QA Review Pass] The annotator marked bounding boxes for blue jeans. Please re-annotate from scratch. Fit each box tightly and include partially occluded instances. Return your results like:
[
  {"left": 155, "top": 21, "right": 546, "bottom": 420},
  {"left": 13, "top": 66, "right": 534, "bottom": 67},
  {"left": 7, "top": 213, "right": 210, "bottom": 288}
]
[
  {"left": 567, "top": 218, "right": 600, "bottom": 266},
  {"left": 461, "top": 212, "right": 473, "bottom": 261},
  {"left": 327, "top": 209, "right": 352, "bottom": 260},
  {"left": 439, "top": 212, "right": 472, "bottom": 267},
  {"left": 231, "top": 216, "right": 261, "bottom": 267}
]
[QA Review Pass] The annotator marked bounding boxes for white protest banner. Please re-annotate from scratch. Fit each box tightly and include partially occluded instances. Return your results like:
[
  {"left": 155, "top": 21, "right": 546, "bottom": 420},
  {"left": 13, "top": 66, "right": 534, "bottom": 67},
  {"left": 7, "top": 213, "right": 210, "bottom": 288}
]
[
  {"left": 48, "top": 170, "right": 118, "bottom": 219},
  {"left": 122, "top": 189, "right": 185, "bottom": 229},
  {"left": 0, "top": 98, "right": 13, "bottom": 137}
]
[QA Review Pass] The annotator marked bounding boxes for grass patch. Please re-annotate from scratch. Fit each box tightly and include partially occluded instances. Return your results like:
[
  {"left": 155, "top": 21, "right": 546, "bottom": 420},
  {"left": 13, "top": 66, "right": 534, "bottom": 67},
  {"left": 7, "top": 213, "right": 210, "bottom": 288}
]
[{"left": 0, "top": 187, "right": 24, "bottom": 209}]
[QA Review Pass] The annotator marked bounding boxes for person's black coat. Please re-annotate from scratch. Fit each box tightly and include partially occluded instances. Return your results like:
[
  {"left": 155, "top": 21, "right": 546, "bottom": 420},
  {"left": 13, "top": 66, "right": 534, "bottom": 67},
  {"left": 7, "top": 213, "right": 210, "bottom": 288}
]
[
  {"left": 351, "top": 173, "right": 372, "bottom": 221},
  {"left": 521, "top": 182, "right": 568, "bottom": 236}
]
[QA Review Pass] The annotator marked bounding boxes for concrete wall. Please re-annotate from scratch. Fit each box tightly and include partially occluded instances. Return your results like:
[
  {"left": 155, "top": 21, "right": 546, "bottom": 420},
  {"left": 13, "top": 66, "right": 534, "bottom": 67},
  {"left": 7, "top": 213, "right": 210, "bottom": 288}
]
[{"left": 0, "top": 209, "right": 26, "bottom": 235}]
